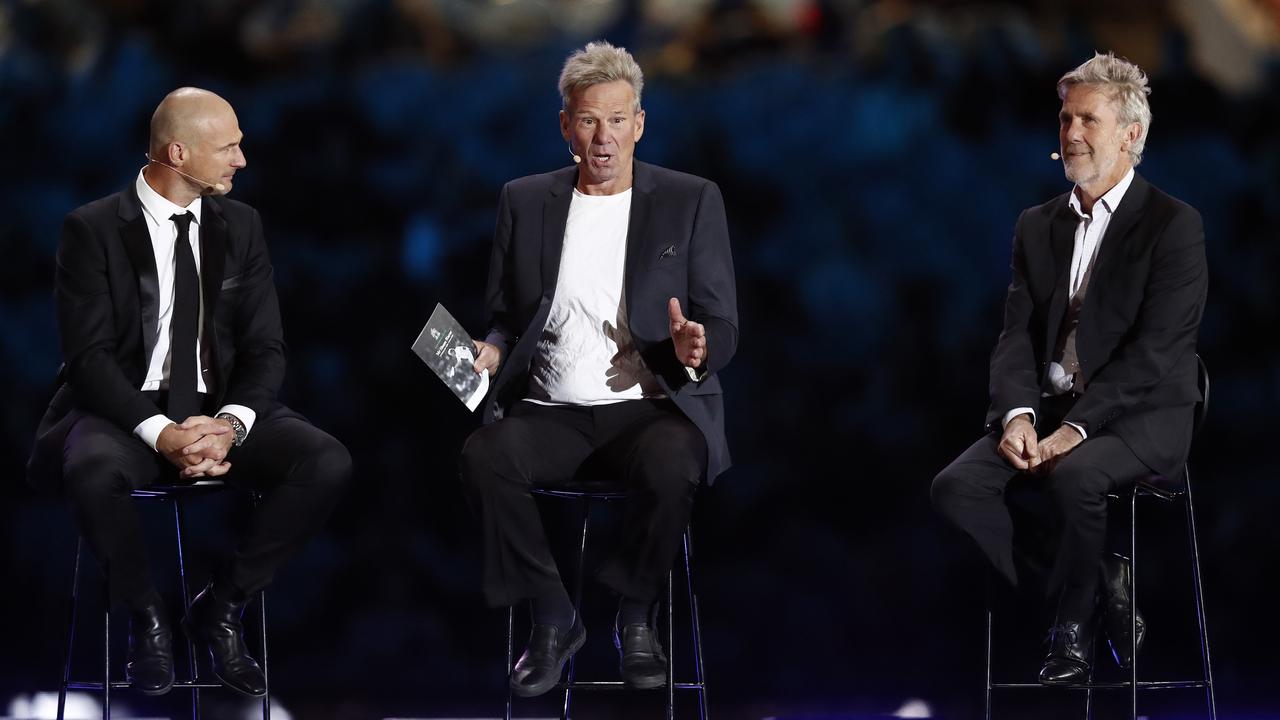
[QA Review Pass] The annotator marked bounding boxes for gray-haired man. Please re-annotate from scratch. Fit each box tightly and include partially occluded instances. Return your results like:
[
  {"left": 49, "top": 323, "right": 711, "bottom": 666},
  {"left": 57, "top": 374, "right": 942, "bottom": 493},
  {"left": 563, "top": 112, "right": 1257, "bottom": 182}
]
[{"left": 932, "top": 53, "right": 1207, "bottom": 684}]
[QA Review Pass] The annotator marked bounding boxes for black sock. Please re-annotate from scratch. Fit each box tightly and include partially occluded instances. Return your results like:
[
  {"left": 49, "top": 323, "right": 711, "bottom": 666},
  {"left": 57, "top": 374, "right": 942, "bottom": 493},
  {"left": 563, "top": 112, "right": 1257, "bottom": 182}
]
[
  {"left": 531, "top": 585, "right": 576, "bottom": 633},
  {"left": 618, "top": 596, "right": 657, "bottom": 628}
]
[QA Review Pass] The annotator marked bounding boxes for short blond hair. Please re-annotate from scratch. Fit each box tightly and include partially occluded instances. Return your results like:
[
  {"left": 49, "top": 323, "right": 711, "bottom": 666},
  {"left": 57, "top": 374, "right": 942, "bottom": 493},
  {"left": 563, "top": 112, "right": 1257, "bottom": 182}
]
[
  {"left": 1058, "top": 52, "right": 1153, "bottom": 165},
  {"left": 558, "top": 41, "right": 643, "bottom": 112}
]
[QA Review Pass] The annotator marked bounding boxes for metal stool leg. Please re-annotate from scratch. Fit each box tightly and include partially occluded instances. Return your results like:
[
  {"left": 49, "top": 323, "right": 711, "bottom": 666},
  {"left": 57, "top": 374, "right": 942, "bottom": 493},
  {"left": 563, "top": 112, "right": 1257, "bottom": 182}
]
[
  {"left": 684, "top": 525, "right": 708, "bottom": 720},
  {"left": 1183, "top": 469, "right": 1217, "bottom": 720},
  {"left": 102, "top": 566, "right": 111, "bottom": 720},
  {"left": 260, "top": 589, "right": 271, "bottom": 720},
  {"left": 173, "top": 499, "right": 201, "bottom": 720},
  {"left": 983, "top": 574, "right": 993, "bottom": 720},
  {"left": 561, "top": 499, "right": 592, "bottom": 720},
  {"left": 1129, "top": 490, "right": 1138, "bottom": 720},
  {"left": 1084, "top": 658, "right": 1094, "bottom": 720},
  {"left": 251, "top": 491, "right": 271, "bottom": 720},
  {"left": 666, "top": 568, "right": 675, "bottom": 720},
  {"left": 58, "top": 539, "right": 85, "bottom": 720},
  {"left": 505, "top": 604, "right": 515, "bottom": 720}
]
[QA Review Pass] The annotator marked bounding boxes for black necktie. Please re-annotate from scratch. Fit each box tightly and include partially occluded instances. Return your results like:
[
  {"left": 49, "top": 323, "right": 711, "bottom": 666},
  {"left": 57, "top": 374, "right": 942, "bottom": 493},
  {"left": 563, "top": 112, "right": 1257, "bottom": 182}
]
[{"left": 168, "top": 212, "right": 201, "bottom": 420}]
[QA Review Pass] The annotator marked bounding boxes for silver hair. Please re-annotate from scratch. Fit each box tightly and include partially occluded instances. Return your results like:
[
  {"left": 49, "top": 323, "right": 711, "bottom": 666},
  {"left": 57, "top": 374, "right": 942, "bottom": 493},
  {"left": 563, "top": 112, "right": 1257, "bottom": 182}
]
[
  {"left": 558, "top": 41, "right": 644, "bottom": 113},
  {"left": 1057, "top": 52, "right": 1153, "bottom": 166}
]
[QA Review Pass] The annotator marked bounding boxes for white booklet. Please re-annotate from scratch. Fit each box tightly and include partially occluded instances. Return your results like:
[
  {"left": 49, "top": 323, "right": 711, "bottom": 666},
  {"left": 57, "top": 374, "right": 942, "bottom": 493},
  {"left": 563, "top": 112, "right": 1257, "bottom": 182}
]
[{"left": 411, "top": 303, "right": 489, "bottom": 412}]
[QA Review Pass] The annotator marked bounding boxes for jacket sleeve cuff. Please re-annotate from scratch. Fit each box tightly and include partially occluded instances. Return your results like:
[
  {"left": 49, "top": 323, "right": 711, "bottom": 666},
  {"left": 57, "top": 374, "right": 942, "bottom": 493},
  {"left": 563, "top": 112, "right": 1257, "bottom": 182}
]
[
  {"left": 1063, "top": 420, "right": 1088, "bottom": 440},
  {"left": 217, "top": 404, "right": 257, "bottom": 437},
  {"left": 1002, "top": 407, "right": 1036, "bottom": 429},
  {"left": 133, "top": 414, "right": 172, "bottom": 452}
]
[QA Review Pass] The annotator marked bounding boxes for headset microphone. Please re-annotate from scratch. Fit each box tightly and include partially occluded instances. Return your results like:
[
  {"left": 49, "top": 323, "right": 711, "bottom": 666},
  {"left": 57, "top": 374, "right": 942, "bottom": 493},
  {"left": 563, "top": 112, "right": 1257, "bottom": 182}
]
[
  {"left": 1050, "top": 152, "right": 1061, "bottom": 161},
  {"left": 144, "top": 153, "right": 227, "bottom": 193},
  {"left": 568, "top": 143, "right": 581, "bottom": 164}
]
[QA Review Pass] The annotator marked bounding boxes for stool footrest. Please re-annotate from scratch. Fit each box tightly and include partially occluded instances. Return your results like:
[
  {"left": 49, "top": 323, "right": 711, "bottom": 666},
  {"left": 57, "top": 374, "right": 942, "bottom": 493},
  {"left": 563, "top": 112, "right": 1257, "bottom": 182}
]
[
  {"left": 989, "top": 680, "right": 1210, "bottom": 690},
  {"left": 67, "top": 680, "right": 226, "bottom": 690},
  {"left": 554, "top": 680, "right": 706, "bottom": 691}
]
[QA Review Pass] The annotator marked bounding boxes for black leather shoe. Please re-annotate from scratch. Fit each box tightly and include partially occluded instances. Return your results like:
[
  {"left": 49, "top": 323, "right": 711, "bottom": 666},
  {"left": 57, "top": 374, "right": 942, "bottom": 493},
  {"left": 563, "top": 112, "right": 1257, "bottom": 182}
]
[
  {"left": 1039, "top": 614, "right": 1096, "bottom": 685},
  {"left": 614, "top": 621, "right": 668, "bottom": 690},
  {"left": 183, "top": 583, "right": 266, "bottom": 697},
  {"left": 126, "top": 599, "right": 175, "bottom": 696},
  {"left": 1100, "top": 553, "right": 1146, "bottom": 669},
  {"left": 509, "top": 619, "right": 585, "bottom": 698}
]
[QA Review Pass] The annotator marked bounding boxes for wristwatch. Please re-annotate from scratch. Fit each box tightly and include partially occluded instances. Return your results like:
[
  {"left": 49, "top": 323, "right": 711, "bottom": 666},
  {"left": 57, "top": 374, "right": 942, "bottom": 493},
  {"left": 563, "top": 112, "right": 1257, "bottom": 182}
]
[{"left": 216, "top": 412, "right": 248, "bottom": 447}]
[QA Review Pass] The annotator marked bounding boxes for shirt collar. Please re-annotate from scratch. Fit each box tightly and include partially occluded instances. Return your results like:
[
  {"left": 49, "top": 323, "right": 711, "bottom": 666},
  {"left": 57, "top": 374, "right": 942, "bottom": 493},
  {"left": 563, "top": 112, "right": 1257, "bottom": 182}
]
[
  {"left": 1067, "top": 166, "right": 1135, "bottom": 220},
  {"left": 135, "top": 169, "right": 203, "bottom": 229}
]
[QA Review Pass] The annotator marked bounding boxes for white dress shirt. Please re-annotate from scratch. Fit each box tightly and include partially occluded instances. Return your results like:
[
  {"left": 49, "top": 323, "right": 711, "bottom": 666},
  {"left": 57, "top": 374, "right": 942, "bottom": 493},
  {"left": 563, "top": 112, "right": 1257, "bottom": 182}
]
[
  {"left": 526, "top": 188, "right": 664, "bottom": 406},
  {"left": 1002, "top": 168, "right": 1136, "bottom": 438},
  {"left": 131, "top": 170, "right": 256, "bottom": 450}
]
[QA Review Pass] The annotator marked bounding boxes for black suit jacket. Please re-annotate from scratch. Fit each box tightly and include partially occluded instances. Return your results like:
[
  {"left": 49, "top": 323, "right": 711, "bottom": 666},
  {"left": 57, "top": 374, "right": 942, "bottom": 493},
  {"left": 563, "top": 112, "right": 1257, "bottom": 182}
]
[
  {"left": 480, "top": 161, "right": 739, "bottom": 482},
  {"left": 28, "top": 184, "right": 290, "bottom": 490},
  {"left": 986, "top": 173, "right": 1208, "bottom": 478}
]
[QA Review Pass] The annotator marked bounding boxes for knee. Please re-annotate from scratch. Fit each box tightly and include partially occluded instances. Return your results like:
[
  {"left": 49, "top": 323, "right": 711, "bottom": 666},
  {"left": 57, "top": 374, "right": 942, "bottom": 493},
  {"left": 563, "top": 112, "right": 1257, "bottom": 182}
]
[
  {"left": 631, "top": 442, "right": 704, "bottom": 510},
  {"left": 458, "top": 422, "right": 521, "bottom": 492},
  {"left": 294, "top": 434, "right": 352, "bottom": 492},
  {"left": 62, "top": 445, "right": 131, "bottom": 503},
  {"left": 1047, "top": 465, "right": 1110, "bottom": 513},
  {"left": 636, "top": 467, "right": 698, "bottom": 509},
  {"left": 630, "top": 424, "right": 705, "bottom": 495},
  {"left": 930, "top": 467, "right": 971, "bottom": 522},
  {"left": 317, "top": 437, "right": 352, "bottom": 487}
]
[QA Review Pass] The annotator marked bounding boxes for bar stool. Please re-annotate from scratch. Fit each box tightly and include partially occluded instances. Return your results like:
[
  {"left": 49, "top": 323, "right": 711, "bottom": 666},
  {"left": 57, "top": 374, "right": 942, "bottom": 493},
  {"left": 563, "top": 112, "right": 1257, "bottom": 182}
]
[
  {"left": 504, "top": 486, "right": 709, "bottom": 720},
  {"left": 56, "top": 479, "right": 271, "bottom": 720},
  {"left": 984, "top": 356, "right": 1215, "bottom": 719}
]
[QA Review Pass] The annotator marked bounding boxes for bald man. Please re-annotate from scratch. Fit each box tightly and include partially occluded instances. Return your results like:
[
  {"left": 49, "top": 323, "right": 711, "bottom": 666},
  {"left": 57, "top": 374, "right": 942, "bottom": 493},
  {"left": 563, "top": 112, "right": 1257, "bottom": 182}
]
[{"left": 28, "top": 88, "right": 351, "bottom": 697}]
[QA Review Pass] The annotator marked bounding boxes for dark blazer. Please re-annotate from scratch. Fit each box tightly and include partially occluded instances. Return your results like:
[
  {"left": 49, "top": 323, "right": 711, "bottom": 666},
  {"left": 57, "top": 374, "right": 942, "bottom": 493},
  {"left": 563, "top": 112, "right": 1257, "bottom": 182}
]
[
  {"left": 28, "top": 183, "right": 290, "bottom": 490},
  {"left": 480, "top": 161, "right": 739, "bottom": 482},
  {"left": 986, "top": 173, "right": 1208, "bottom": 478}
]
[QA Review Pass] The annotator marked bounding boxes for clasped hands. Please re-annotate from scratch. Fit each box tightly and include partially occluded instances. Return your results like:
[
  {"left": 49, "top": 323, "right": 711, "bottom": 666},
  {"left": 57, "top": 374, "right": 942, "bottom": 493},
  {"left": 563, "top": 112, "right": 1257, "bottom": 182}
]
[
  {"left": 998, "top": 414, "right": 1083, "bottom": 473},
  {"left": 157, "top": 416, "right": 236, "bottom": 479},
  {"left": 469, "top": 297, "right": 708, "bottom": 377}
]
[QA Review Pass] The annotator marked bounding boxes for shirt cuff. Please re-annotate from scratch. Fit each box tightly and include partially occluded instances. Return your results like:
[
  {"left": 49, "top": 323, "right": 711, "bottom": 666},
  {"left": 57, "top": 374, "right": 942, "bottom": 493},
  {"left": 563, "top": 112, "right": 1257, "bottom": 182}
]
[
  {"left": 1064, "top": 420, "right": 1088, "bottom": 440},
  {"left": 217, "top": 404, "right": 257, "bottom": 438},
  {"left": 133, "top": 414, "right": 173, "bottom": 452},
  {"left": 1002, "top": 407, "right": 1036, "bottom": 429}
]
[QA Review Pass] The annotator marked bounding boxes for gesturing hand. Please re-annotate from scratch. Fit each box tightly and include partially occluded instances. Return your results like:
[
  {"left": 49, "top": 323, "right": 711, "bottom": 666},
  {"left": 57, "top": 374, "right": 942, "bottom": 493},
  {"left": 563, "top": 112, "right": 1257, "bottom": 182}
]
[
  {"left": 998, "top": 414, "right": 1040, "bottom": 471},
  {"left": 668, "top": 298, "right": 707, "bottom": 369}
]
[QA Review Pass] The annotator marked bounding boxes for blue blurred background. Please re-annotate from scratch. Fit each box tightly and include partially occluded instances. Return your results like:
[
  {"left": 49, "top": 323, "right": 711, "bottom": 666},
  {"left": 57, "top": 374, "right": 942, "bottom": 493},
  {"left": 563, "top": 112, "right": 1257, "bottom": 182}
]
[{"left": 2, "top": 0, "right": 1278, "bottom": 718}]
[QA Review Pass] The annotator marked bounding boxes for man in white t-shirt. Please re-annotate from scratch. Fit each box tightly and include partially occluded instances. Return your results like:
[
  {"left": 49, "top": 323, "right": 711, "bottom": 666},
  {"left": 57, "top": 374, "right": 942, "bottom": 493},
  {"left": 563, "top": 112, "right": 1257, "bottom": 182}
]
[{"left": 460, "top": 41, "right": 738, "bottom": 698}]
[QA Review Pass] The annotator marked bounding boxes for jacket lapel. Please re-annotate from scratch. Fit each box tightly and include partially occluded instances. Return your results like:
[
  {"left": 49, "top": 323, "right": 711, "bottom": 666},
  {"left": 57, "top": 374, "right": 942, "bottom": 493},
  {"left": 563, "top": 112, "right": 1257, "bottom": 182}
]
[
  {"left": 117, "top": 188, "right": 161, "bottom": 354},
  {"left": 540, "top": 169, "right": 575, "bottom": 299},
  {"left": 198, "top": 197, "right": 228, "bottom": 393},
  {"left": 1042, "top": 200, "right": 1079, "bottom": 364},
  {"left": 623, "top": 161, "right": 658, "bottom": 317},
  {"left": 1082, "top": 173, "right": 1149, "bottom": 312},
  {"left": 199, "top": 197, "right": 228, "bottom": 318}
]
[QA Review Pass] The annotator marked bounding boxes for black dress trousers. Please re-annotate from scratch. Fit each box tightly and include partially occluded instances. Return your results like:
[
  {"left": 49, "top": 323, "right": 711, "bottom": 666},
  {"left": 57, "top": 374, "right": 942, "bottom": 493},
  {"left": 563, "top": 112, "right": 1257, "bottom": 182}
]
[
  {"left": 459, "top": 399, "right": 706, "bottom": 608},
  {"left": 60, "top": 403, "right": 350, "bottom": 610},
  {"left": 930, "top": 395, "right": 1152, "bottom": 618}
]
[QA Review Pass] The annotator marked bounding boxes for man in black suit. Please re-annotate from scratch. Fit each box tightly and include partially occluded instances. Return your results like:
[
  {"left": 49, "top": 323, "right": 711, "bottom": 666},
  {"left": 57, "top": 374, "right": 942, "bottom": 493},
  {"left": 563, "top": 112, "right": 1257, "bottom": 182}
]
[
  {"left": 931, "top": 52, "right": 1207, "bottom": 684},
  {"left": 459, "top": 41, "right": 738, "bottom": 697},
  {"left": 28, "top": 88, "right": 350, "bottom": 697}
]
